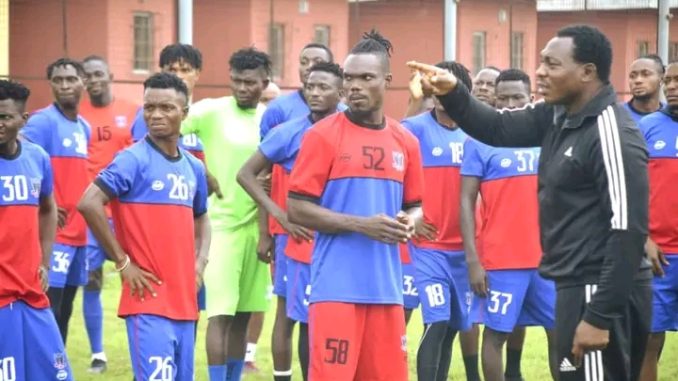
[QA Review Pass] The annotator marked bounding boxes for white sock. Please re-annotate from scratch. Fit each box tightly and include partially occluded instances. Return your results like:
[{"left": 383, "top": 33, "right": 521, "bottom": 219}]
[
  {"left": 245, "top": 343, "right": 257, "bottom": 362},
  {"left": 91, "top": 352, "right": 107, "bottom": 362}
]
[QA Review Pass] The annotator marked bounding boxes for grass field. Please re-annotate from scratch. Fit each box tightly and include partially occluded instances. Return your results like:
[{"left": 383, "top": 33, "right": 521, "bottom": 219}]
[{"left": 65, "top": 264, "right": 678, "bottom": 380}]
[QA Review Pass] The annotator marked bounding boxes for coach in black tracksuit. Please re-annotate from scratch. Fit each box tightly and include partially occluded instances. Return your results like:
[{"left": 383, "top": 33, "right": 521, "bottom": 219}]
[{"left": 409, "top": 25, "right": 652, "bottom": 381}]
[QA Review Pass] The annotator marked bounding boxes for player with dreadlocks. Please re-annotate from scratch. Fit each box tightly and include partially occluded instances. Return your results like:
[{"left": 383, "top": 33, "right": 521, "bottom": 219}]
[
  {"left": 287, "top": 30, "right": 424, "bottom": 380},
  {"left": 181, "top": 47, "right": 271, "bottom": 381}
]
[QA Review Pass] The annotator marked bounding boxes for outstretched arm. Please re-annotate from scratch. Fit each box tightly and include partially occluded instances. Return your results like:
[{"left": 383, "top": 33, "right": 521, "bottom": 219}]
[{"left": 407, "top": 61, "right": 552, "bottom": 148}]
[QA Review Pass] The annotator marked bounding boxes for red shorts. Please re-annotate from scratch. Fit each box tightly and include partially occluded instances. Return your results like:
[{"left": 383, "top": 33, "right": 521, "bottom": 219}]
[{"left": 309, "top": 302, "right": 408, "bottom": 381}]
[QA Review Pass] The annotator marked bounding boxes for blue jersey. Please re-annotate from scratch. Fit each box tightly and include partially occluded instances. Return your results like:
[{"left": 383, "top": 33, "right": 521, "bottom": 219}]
[
  {"left": 0, "top": 141, "right": 53, "bottom": 308},
  {"left": 259, "top": 115, "right": 313, "bottom": 173},
  {"left": 288, "top": 112, "right": 425, "bottom": 304},
  {"left": 460, "top": 139, "right": 542, "bottom": 270},
  {"left": 22, "top": 104, "right": 90, "bottom": 246},
  {"left": 622, "top": 101, "right": 663, "bottom": 125},
  {"left": 95, "top": 137, "right": 208, "bottom": 320},
  {"left": 259, "top": 90, "right": 309, "bottom": 140},
  {"left": 130, "top": 107, "right": 205, "bottom": 154}
]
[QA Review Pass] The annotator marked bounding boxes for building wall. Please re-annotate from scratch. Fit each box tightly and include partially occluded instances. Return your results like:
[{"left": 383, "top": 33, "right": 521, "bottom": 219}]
[
  {"left": 457, "top": 0, "right": 538, "bottom": 83},
  {"left": 107, "top": 0, "right": 176, "bottom": 105},
  {"left": 537, "top": 9, "right": 678, "bottom": 99},
  {"left": 0, "top": 0, "right": 9, "bottom": 77},
  {"left": 348, "top": 0, "right": 444, "bottom": 118},
  {"left": 193, "top": 0, "right": 253, "bottom": 100},
  {"left": 9, "top": 0, "right": 174, "bottom": 111}
]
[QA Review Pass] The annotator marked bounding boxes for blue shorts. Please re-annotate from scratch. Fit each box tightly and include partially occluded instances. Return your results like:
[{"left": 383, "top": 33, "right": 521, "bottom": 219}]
[
  {"left": 272, "top": 234, "right": 288, "bottom": 297},
  {"left": 0, "top": 301, "right": 73, "bottom": 381},
  {"left": 86, "top": 220, "right": 113, "bottom": 270},
  {"left": 286, "top": 258, "right": 311, "bottom": 323},
  {"left": 411, "top": 247, "right": 472, "bottom": 330},
  {"left": 402, "top": 262, "right": 420, "bottom": 310},
  {"left": 197, "top": 285, "right": 206, "bottom": 311},
  {"left": 472, "top": 269, "right": 555, "bottom": 333},
  {"left": 126, "top": 314, "right": 195, "bottom": 381},
  {"left": 49, "top": 243, "right": 88, "bottom": 288},
  {"left": 651, "top": 255, "right": 678, "bottom": 332}
]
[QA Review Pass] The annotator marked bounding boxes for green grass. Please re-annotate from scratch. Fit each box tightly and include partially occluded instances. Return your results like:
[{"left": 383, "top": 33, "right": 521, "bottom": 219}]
[{"left": 66, "top": 264, "right": 678, "bottom": 380}]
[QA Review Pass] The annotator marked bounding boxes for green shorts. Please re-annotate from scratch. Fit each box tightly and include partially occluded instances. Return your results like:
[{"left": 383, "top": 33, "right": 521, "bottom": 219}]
[{"left": 204, "top": 222, "right": 271, "bottom": 317}]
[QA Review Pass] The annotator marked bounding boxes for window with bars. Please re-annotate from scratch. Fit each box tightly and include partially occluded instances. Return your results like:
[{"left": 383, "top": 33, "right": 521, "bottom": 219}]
[
  {"left": 472, "top": 31, "right": 486, "bottom": 75},
  {"left": 511, "top": 31, "right": 524, "bottom": 70},
  {"left": 670, "top": 42, "right": 678, "bottom": 63},
  {"left": 270, "top": 23, "right": 285, "bottom": 80},
  {"left": 314, "top": 25, "right": 331, "bottom": 47},
  {"left": 133, "top": 13, "right": 154, "bottom": 72},
  {"left": 636, "top": 40, "right": 649, "bottom": 58}
]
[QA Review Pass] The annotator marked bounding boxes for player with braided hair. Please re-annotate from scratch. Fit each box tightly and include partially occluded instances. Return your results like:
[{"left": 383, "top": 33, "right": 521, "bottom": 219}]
[{"left": 287, "top": 30, "right": 424, "bottom": 381}]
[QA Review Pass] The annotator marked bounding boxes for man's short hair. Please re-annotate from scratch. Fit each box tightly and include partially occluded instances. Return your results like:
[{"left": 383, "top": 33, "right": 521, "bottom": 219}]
[
  {"left": 143, "top": 72, "right": 189, "bottom": 100},
  {"left": 159, "top": 44, "right": 203, "bottom": 70},
  {"left": 302, "top": 43, "right": 334, "bottom": 63},
  {"left": 83, "top": 55, "right": 108, "bottom": 65},
  {"left": 229, "top": 47, "right": 272, "bottom": 77},
  {"left": 557, "top": 24, "right": 613, "bottom": 83},
  {"left": 436, "top": 61, "right": 473, "bottom": 91},
  {"left": 46, "top": 58, "right": 85, "bottom": 80},
  {"left": 0, "top": 79, "right": 31, "bottom": 108},
  {"left": 308, "top": 62, "right": 343, "bottom": 79},
  {"left": 639, "top": 54, "right": 665, "bottom": 75},
  {"left": 496, "top": 68, "right": 531, "bottom": 90}
]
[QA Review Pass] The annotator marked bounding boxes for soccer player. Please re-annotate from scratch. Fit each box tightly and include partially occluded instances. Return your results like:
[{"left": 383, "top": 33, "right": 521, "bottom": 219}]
[
  {"left": 624, "top": 55, "right": 664, "bottom": 123},
  {"left": 401, "top": 61, "right": 478, "bottom": 381},
  {"left": 409, "top": 24, "right": 652, "bottom": 381},
  {"left": 637, "top": 61, "right": 678, "bottom": 381},
  {"left": 243, "top": 79, "right": 281, "bottom": 373},
  {"left": 460, "top": 69, "right": 557, "bottom": 381},
  {"left": 237, "top": 61, "right": 344, "bottom": 381},
  {"left": 0, "top": 79, "right": 74, "bottom": 381},
  {"left": 77, "top": 72, "right": 210, "bottom": 381},
  {"left": 258, "top": 42, "right": 335, "bottom": 381},
  {"left": 181, "top": 47, "right": 271, "bottom": 381},
  {"left": 287, "top": 30, "right": 424, "bottom": 381},
  {"left": 130, "top": 44, "right": 206, "bottom": 162},
  {"left": 78, "top": 54, "right": 138, "bottom": 373},
  {"left": 472, "top": 66, "right": 500, "bottom": 106},
  {"left": 22, "top": 58, "right": 90, "bottom": 344}
]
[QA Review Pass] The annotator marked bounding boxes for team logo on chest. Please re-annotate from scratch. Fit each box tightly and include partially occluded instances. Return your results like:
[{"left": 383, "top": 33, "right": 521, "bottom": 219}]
[
  {"left": 114, "top": 115, "right": 128, "bottom": 128},
  {"left": 500, "top": 158, "right": 512, "bottom": 168},
  {"left": 654, "top": 140, "right": 666, "bottom": 150},
  {"left": 30, "top": 177, "right": 41, "bottom": 198},
  {"left": 392, "top": 151, "right": 405, "bottom": 171},
  {"left": 151, "top": 180, "right": 165, "bottom": 191}
]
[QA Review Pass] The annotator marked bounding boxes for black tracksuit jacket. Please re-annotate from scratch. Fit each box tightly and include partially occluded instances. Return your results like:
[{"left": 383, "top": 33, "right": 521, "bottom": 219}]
[{"left": 439, "top": 84, "right": 652, "bottom": 329}]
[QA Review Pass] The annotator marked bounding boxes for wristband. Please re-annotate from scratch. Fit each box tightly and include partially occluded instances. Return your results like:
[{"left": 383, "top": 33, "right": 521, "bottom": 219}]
[{"left": 115, "top": 255, "right": 131, "bottom": 272}]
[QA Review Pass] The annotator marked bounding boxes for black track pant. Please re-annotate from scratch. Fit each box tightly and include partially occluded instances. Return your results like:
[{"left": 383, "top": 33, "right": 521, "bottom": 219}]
[{"left": 555, "top": 281, "right": 651, "bottom": 381}]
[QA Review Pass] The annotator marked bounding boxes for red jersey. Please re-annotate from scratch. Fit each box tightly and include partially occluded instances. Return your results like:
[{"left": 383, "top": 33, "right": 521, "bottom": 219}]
[
  {"left": 0, "top": 141, "right": 53, "bottom": 308},
  {"left": 461, "top": 139, "right": 542, "bottom": 270},
  {"left": 402, "top": 111, "right": 466, "bottom": 251},
  {"left": 79, "top": 97, "right": 137, "bottom": 179},
  {"left": 639, "top": 109, "right": 678, "bottom": 253}
]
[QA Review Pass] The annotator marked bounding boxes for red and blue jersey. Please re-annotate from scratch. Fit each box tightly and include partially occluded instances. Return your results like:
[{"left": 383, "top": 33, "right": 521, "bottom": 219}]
[
  {"left": 622, "top": 101, "right": 663, "bottom": 125},
  {"left": 638, "top": 108, "right": 678, "bottom": 254},
  {"left": 0, "top": 141, "right": 53, "bottom": 309},
  {"left": 95, "top": 137, "right": 208, "bottom": 321},
  {"left": 130, "top": 107, "right": 205, "bottom": 162},
  {"left": 260, "top": 91, "right": 309, "bottom": 236},
  {"left": 259, "top": 114, "right": 316, "bottom": 263},
  {"left": 288, "top": 112, "right": 424, "bottom": 305},
  {"left": 22, "top": 104, "right": 90, "bottom": 246},
  {"left": 402, "top": 111, "right": 467, "bottom": 251},
  {"left": 460, "top": 139, "right": 542, "bottom": 270}
]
